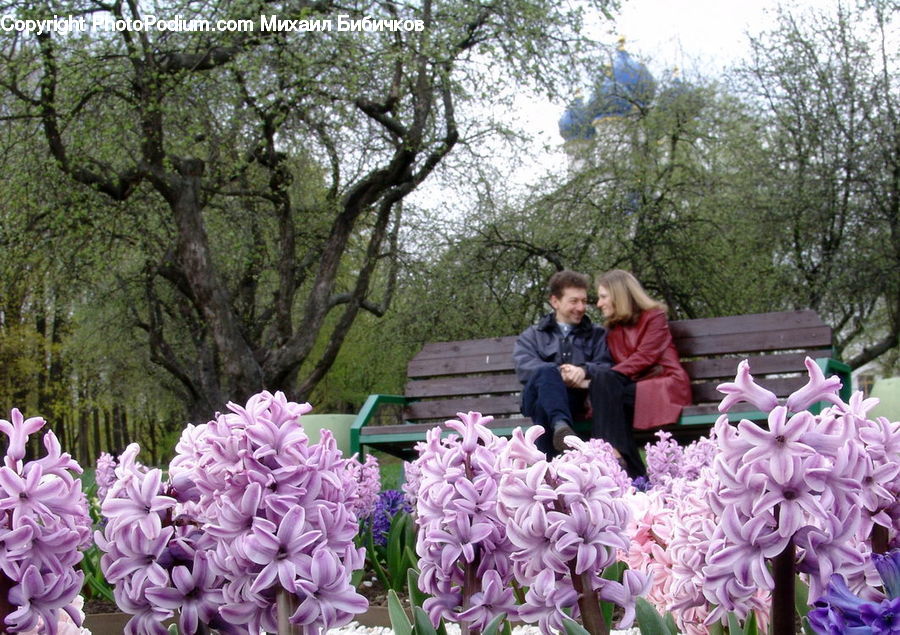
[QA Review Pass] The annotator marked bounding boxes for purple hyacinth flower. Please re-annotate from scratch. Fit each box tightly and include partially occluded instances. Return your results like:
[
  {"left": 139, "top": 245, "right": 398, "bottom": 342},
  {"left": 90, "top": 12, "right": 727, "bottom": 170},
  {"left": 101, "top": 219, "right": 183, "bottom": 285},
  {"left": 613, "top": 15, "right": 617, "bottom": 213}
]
[
  {"left": 707, "top": 507, "right": 784, "bottom": 589},
  {"left": 597, "top": 569, "right": 651, "bottom": 628},
  {"left": 0, "top": 409, "right": 45, "bottom": 467},
  {"left": 145, "top": 552, "right": 224, "bottom": 635},
  {"left": 371, "top": 490, "right": 411, "bottom": 547},
  {"left": 873, "top": 549, "right": 900, "bottom": 599},
  {"left": 290, "top": 547, "right": 368, "bottom": 629},
  {"left": 244, "top": 507, "right": 322, "bottom": 594},
  {"left": 859, "top": 597, "right": 900, "bottom": 632},
  {"left": 0, "top": 464, "right": 70, "bottom": 526},
  {"left": 101, "top": 467, "right": 176, "bottom": 539},
  {"left": 6, "top": 565, "right": 84, "bottom": 635},
  {"left": 115, "top": 576, "right": 173, "bottom": 635},
  {"left": 717, "top": 360, "right": 778, "bottom": 413},
  {"left": 737, "top": 406, "right": 818, "bottom": 481},
  {"left": 517, "top": 568, "right": 579, "bottom": 633},
  {"left": 456, "top": 570, "right": 519, "bottom": 630},
  {"left": 784, "top": 358, "right": 844, "bottom": 412},
  {"left": 809, "top": 550, "right": 900, "bottom": 635},
  {"left": 96, "top": 524, "right": 174, "bottom": 587}
]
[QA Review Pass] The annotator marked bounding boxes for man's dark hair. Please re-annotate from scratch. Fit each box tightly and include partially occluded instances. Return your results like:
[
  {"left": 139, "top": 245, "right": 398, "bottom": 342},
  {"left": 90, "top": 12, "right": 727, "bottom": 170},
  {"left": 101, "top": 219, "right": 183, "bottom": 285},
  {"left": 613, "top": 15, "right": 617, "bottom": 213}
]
[{"left": 548, "top": 270, "right": 590, "bottom": 298}]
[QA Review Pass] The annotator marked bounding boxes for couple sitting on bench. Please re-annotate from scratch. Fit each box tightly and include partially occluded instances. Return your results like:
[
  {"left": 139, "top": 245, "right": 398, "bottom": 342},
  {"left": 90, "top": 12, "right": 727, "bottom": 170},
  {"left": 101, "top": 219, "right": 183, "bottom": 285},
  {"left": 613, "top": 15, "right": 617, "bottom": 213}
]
[{"left": 514, "top": 269, "right": 691, "bottom": 478}]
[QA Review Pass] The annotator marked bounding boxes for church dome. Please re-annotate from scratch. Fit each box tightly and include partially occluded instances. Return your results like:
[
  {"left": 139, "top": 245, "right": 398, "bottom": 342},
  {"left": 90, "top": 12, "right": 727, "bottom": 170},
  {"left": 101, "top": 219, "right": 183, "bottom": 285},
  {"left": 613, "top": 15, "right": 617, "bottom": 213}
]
[
  {"left": 587, "top": 47, "right": 656, "bottom": 121},
  {"left": 559, "top": 43, "right": 656, "bottom": 141},
  {"left": 558, "top": 96, "right": 596, "bottom": 141}
]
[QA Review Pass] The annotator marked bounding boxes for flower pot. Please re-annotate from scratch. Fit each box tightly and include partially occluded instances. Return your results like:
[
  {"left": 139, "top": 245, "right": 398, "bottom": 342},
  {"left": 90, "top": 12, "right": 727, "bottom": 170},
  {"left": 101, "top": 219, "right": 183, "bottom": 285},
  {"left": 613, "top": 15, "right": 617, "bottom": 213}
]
[
  {"left": 300, "top": 413, "right": 356, "bottom": 456},
  {"left": 870, "top": 377, "right": 900, "bottom": 421}
]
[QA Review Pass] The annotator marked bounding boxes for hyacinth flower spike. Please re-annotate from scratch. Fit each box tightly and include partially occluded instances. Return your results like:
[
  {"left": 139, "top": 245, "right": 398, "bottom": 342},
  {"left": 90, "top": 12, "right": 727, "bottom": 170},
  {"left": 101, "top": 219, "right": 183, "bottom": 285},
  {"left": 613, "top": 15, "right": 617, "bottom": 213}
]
[
  {"left": 0, "top": 409, "right": 46, "bottom": 467},
  {"left": 716, "top": 359, "right": 778, "bottom": 413},
  {"left": 785, "top": 357, "right": 844, "bottom": 413},
  {"left": 809, "top": 548, "right": 900, "bottom": 634},
  {"left": 873, "top": 550, "right": 900, "bottom": 601}
]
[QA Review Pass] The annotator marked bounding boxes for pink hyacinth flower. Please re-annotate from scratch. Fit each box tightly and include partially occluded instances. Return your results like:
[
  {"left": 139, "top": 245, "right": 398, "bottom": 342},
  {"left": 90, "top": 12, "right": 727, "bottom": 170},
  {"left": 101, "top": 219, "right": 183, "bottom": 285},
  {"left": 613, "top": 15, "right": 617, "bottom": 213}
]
[
  {"left": 717, "top": 360, "right": 778, "bottom": 413},
  {"left": 784, "top": 357, "right": 843, "bottom": 412}
]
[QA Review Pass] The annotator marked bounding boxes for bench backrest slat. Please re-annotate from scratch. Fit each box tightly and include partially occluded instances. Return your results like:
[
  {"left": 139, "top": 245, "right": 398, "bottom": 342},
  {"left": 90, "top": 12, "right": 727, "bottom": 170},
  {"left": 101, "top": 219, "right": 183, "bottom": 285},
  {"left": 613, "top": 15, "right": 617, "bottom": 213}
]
[
  {"left": 405, "top": 395, "right": 522, "bottom": 420},
  {"left": 674, "top": 326, "right": 833, "bottom": 356},
  {"left": 681, "top": 350, "right": 833, "bottom": 379},
  {"left": 415, "top": 336, "right": 518, "bottom": 359},
  {"left": 405, "top": 374, "right": 522, "bottom": 399},
  {"left": 408, "top": 354, "right": 516, "bottom": 377},
  {"left": 667, "top": 309, "right": 825, "bottom": 338}
]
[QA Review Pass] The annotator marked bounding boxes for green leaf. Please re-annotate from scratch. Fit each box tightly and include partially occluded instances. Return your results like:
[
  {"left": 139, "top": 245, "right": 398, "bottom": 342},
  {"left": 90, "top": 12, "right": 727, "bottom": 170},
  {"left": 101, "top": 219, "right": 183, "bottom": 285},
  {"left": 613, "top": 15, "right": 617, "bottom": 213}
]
[
  {"left": 795, "top": 575, "right": 810, "bottom": 620},
  {"left": 743, "top": 610, "right": 759, "bottom": 635},
  {"left": 387, "top": 589, "right": 412, "bottom": 635},
  {"left": 708, "top": 622, "right": 725, "bottom": 635},
  {"left": 482, "top": 612, "right": 508, "bottom": 635},
  {"left": 365, "top": 526, "right": 390, "bottom": 590},
  {"left": 603, "top": 561, "right": 626, "bottom": 583},
  {"left": 727, "top": 613, "right": 742, "bottom": 634},
  {"left": 561, "top": 617, "right": 591, "bottom": 635},
  {"left": 167, "top": 625, "right": 179, "bottom": 635},
  {"left": 664, "top": 612, "right": 678, "bottom": 634},
  {"left": 413, "top": 606, "right": 439, "bottom": 635},
  {"left": 387, "top": 513, "right": 410, "bottom": 591},
  {"left": 407, "top": 568, "right": 428, "bottom": 611},
  {"left": 405, "top": 545, "right": 419, "bottom": 571},
  {"left": 600, "top": 562, "right": 627, "bottom": 625},
  {"left": 634, "top": 597, "right": 673, "bottom": 635}
]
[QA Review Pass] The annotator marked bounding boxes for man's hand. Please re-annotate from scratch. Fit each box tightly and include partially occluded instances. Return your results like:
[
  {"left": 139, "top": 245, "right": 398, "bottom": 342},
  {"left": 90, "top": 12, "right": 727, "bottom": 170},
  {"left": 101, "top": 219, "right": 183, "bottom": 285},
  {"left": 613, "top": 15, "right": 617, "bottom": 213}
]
[{"left": 559, "top": 364, "right": 587, "bottom": 388}]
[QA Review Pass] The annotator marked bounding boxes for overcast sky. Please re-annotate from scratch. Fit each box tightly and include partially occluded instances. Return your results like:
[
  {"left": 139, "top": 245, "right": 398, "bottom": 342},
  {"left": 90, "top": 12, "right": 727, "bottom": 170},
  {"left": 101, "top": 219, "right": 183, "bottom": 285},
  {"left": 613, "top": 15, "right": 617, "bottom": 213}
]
[
  {"left": 500, "top": 0, "right": 830, "bottom": 188},
  {"left": 412, "top": 0, "right": 838, "bottom": 213}
]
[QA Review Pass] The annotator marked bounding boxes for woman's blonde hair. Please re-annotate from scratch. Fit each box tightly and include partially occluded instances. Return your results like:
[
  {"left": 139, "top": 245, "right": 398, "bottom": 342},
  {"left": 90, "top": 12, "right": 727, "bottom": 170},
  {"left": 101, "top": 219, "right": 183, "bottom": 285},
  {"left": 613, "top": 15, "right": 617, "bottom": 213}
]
[{"left": 596, "top": 269, "right": 666, "bottom": 326}]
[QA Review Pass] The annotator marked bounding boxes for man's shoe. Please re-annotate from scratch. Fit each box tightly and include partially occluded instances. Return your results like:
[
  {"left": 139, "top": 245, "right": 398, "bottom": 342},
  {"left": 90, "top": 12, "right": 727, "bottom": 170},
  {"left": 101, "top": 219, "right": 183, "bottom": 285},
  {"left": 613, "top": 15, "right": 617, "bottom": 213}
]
[{"left": 552, "top": 422, "right": 576, "bottom": 452}]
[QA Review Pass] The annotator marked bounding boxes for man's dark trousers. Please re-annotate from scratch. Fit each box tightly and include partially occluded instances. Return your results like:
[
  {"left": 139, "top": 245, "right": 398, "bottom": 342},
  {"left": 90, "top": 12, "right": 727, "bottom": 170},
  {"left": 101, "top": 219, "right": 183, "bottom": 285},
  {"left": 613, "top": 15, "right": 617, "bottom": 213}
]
[{"left": 521, "top": 365, "right": 586, "bottom": 457}]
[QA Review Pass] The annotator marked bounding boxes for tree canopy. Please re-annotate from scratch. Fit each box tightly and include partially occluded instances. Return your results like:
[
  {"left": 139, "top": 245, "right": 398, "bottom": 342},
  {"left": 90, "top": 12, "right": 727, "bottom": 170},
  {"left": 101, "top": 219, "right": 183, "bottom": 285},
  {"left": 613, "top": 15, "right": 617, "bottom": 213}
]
[{"left": 1, "top": 0, "right": 616, "bottom": 425}]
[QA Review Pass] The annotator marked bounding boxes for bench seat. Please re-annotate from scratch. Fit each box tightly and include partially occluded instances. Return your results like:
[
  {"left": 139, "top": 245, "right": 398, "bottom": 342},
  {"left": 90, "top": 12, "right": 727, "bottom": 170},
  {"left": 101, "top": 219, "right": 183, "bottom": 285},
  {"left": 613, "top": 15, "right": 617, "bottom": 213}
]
[{"left": 350, "top": 310, "right": 852, "bottom": 460}]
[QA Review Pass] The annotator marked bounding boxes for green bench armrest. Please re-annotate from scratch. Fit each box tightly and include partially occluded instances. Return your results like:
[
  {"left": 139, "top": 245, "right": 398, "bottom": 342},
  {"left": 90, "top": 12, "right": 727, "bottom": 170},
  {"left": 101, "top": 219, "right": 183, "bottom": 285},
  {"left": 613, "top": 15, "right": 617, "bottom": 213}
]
[{"left": 350, "top": 394, "right": 409, "bottom": 457}]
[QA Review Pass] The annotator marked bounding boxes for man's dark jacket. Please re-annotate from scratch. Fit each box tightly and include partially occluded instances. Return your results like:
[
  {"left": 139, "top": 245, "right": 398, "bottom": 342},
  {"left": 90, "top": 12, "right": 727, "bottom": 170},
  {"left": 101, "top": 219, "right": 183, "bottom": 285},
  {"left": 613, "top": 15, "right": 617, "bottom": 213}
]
[{"left": 512, "top": 313, "right": 613, "bottom": 385}]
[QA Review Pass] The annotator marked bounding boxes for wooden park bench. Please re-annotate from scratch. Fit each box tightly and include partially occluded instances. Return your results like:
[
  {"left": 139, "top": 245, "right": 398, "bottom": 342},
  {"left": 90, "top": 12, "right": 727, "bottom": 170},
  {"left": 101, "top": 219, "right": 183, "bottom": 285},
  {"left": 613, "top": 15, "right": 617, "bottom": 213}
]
[{"left": 349, "top": 310, "right": 852, "bottom": 460}]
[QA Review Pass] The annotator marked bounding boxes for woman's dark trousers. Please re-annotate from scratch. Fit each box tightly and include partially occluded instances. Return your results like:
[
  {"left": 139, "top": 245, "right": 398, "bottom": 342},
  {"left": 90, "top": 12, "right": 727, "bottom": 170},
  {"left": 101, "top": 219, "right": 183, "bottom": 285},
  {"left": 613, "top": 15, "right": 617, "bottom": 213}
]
[{"left": 588, "top": 368, "right": 646, "bottom": 478}]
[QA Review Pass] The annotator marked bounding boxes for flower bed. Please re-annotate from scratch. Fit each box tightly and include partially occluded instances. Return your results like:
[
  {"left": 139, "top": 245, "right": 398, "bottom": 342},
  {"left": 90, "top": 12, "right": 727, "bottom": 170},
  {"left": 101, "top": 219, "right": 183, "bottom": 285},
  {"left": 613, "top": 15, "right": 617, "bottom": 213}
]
[{"left": 2, "top": 358, "right": 898, "bottom": 634}]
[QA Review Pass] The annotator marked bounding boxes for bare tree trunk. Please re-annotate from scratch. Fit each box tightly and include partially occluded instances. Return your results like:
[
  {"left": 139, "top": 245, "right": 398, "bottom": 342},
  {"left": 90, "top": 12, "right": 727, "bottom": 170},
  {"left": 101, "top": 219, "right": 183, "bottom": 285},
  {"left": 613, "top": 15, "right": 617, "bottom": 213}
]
[
  {"left": 103, "top": 408, "right": 113, "bottom": 456},
  {"left": 91, "top": 407, "right": 101, "bottom": 464},
  {"left": 78, "top": 407, "right": 90, "bottom": 467},
  {"left": 112, "top": 405, "right": 126, "bottom": 455}
]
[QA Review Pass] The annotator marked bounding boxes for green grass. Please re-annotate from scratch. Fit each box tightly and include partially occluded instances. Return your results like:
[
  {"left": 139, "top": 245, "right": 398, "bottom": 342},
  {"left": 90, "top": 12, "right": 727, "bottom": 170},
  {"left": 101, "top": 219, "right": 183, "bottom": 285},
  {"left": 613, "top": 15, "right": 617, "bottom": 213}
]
[{"left": 372, "top": 450, "right": 406, "bottom": 491}]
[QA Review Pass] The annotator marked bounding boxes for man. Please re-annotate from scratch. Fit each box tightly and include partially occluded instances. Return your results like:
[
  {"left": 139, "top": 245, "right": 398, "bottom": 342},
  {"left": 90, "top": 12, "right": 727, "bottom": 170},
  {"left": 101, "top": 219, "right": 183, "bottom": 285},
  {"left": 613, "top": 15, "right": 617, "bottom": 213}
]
[{"left": 513, "top": 270, "right": 613, "bottom": 457}]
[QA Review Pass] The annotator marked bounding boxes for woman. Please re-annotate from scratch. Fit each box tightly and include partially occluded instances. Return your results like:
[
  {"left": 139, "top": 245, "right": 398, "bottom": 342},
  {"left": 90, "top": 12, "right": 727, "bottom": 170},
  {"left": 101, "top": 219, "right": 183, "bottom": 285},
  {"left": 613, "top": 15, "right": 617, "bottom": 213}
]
[{"left": 589, "top": 269, "right": 691, "bottom": 478}]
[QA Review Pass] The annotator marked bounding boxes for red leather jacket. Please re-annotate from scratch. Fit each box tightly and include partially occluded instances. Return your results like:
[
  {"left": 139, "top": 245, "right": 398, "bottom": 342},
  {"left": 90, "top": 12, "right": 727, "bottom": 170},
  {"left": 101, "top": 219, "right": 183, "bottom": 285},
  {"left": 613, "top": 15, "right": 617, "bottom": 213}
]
[{"left": 607, "top": 308, "right": 691, "bottom": 430}]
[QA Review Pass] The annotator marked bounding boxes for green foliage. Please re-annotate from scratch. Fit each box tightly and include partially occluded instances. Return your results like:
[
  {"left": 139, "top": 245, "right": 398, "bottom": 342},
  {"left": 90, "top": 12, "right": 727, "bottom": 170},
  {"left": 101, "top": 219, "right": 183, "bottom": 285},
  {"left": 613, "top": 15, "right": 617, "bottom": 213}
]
[
  {"left": 600, "top": 561, "right": 626, "bottom": 627},
  {"left": 408, "top": 569, "right": 448, "bottom": 635},
  {"left": 364, "top": 510, "right": 418, "bottom": 593},
  {"left": 634, "top": 597, "right": 675, "bottom": 635},
  {"left": 561, "top": 617, "right": 592, "bottom": 635},
  {"left": 388, "top": 589, "right": 415, "bottom": 635},
  {"left": 80, "top": 544, "right": 116, "bottom": 604},
  {"left": 76, "top": 475, "right": 116, "bottom": 603},
  {"left": 0, "top": 0, "right": 625, "bottom": 436}
]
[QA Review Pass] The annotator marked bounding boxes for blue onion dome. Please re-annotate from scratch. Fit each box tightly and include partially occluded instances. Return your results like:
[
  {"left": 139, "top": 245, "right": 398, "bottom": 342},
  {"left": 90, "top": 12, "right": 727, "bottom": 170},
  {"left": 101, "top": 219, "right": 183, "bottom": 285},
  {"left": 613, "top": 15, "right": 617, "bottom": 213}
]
[
  {"left": 558, "top": 96, "right": 596, "bottom": 141},
  {"left": 587, "top": 43, "right": 656, "bottom": 121}
]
